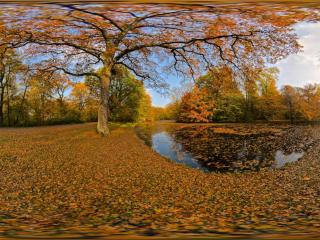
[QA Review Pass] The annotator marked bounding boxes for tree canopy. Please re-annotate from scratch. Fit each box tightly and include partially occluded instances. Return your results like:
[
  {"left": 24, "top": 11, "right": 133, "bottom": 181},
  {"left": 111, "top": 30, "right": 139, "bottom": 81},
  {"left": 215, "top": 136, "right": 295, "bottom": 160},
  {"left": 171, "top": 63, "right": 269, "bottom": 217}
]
[{"left": 0, "top": 3, "right": 318, "bottom": 132}]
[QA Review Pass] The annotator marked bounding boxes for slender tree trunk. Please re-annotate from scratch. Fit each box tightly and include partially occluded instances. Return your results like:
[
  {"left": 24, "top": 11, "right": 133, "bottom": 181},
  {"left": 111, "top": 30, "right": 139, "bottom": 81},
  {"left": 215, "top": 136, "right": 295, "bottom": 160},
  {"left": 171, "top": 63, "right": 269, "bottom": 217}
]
[
  {"left": 6, "top": 84, "right": 10, "bottom": 126},
  {"left": 289, "top": 103, "right": 293, "bottom": 124},
  {"left": 58, "top": 98, "right": 65, "bottom": 117},
  {"left": 244, "top": 93, "right": 251, "bottom": 123},
  {"left": 16, "top": 85, "right": 28, "bottom": 125},
  {"left": 97, "top": 64, "right": 112, "bottom": 136},
  {"left": 0, "top": 67, "right": 4, "bottom": 127},
  {"left": 0, "top": 86, "right": 4, "bottom": 127}
]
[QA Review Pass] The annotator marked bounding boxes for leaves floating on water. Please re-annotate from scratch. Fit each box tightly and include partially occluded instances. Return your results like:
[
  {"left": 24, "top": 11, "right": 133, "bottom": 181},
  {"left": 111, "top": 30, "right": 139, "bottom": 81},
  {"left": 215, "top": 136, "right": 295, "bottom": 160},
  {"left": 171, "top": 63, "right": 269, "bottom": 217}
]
[
  {"left": 136, "top": 123, "right": 320, "bottom": 172},
  {"left": 1, "top": 123, "right": 320, "bottom": 238}
]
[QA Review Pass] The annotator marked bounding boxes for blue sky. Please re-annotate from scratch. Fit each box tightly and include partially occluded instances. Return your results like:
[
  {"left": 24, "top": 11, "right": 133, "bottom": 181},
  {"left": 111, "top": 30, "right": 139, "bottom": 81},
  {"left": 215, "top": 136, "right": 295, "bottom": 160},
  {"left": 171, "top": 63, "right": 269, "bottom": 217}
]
[
  {"left": 147, "top": 73, "right": 181, "bottom": 107},
  {"left": 149, "top": 21, "right": 320, "bottom": 107},
  {"left": 277, "top": 21, "right": 320, "bottom": 88}
]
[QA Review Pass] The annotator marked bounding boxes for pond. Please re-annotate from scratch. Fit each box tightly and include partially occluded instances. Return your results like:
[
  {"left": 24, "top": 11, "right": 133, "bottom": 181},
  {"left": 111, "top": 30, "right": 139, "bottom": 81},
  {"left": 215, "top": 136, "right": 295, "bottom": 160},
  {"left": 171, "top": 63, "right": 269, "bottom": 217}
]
[{"left": 135, "top": 122, "right": 317, "bottom": 173}]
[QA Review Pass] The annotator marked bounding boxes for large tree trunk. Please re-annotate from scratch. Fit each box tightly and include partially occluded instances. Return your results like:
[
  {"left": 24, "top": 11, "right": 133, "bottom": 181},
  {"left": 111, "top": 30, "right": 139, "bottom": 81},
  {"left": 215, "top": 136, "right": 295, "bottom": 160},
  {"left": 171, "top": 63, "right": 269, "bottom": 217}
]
[
  {"left": 0, "top": 87, "right": 4, "bottom": 127},
  {"left": 289, "top": 103, "right": 293, "bottom": 124},
  {"left": 97, "top": 65, "right": 112, "bottom": 136},
  {"left": 6, "top": 84, "right": 10, "bottom": 126},
  {"left": 16, "top": 85, "right": 28, "bottom": 126},
  {"left": 0, "top": 71, "right": 4, "bottom": 127},
  {"left": 0, "top": 82, "right": 4, "bottom": 127}
]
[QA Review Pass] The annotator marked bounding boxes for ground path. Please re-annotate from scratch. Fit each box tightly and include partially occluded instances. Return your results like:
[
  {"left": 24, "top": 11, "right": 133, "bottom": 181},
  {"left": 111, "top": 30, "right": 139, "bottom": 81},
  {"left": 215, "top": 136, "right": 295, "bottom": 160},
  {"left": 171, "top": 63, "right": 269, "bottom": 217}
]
[{"left": 0, "top": 123, "right": 319, "bottom": 239}]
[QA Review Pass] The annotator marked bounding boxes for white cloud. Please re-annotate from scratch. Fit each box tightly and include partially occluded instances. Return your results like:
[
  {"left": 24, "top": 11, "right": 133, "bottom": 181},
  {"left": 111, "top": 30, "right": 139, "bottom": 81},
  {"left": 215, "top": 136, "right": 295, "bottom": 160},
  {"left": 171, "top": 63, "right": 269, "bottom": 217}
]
[
  {"left": 152, "top": 21, "right": 320, "bottom": 106},
  {"left": 277, "top": 22, "right": 320, "bottom": 88}
]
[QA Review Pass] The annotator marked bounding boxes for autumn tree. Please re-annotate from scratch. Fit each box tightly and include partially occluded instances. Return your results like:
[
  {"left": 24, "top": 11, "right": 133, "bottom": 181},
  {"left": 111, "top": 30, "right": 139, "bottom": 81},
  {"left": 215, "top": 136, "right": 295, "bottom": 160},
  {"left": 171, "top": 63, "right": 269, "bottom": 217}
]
[
  {"left": 138, "top": 92, "right": 153, "bottom": 122},
  {"left": 299, "top": 84, "right": 320, "bottom": 121},
  {"left": 255, "top": 68, "right": 284, "bottom": 120},
  {"left": 27, "top": 71, "right": 56, "bottom": 124},
  {"left": 107, "top": 66, "right": 153, "bottom": 122},
  {"left": 197, "top": 65, "right": 244, "bottom": 122},
  {"left": 152, "top": 107, "right": 169, "bottom": 121},
  {"left": 197, "top": 66, "right": 239, "bottom": 98},
  {"left": 85, "top": 65, "right": 152, "bottom": 122},
  {"left": 178, "top": 87, "right": 215, "bottom": 123},
  {"left": 0, "top": 18, "right": 30, "bottom": 126},
  {"left": 70, "top": 82, "right": 97, "bottom": 122},
  {"left": 3, "top": 3, "right": 306, "bottom": 134},
  {"left": 0, "top": 51, "right": 28, "bottom": 126},
  {"left": 51, "top": 73, "right": 71, "bottom": 118},
  {"left": 281, "top": 85, "right": 302, "bottom": 123}
]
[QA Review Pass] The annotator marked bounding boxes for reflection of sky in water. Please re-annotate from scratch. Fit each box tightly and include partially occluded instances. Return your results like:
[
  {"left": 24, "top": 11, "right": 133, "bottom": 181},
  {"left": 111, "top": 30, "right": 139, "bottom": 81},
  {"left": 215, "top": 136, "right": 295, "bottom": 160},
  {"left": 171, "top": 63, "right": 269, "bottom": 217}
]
[
  {"left": 273, "top": 151, "right": 304, "bottom": 168},
  {"left": 150, "top": 22, "right": 320, "bottom": 107},
  {"left": 148, "top": 130, "right": 304, "bottom": 172},
  {"left": 152, "top": 132, "right": 207, "bottom": 171}
]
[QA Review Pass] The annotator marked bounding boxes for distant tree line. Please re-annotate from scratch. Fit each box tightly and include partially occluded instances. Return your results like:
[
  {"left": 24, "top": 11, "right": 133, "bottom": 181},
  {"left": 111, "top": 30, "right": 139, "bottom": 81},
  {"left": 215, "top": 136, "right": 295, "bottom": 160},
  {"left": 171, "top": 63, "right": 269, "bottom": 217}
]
[
  {"left": 0, "top": 58, "right": 153, "bottom": 127},
  {"left": 155, "top": 66, "right": 320, "bottom": 124},
  {"left": 2, "top": 3, "right": 314, "bottom": 135}
]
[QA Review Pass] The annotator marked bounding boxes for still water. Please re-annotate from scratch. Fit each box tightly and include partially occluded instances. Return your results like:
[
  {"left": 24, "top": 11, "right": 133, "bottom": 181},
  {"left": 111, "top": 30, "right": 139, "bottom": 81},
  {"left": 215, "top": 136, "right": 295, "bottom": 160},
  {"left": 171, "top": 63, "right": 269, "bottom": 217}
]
[{"left": 136, "top": 123, "right": 306, "bottom": 172}]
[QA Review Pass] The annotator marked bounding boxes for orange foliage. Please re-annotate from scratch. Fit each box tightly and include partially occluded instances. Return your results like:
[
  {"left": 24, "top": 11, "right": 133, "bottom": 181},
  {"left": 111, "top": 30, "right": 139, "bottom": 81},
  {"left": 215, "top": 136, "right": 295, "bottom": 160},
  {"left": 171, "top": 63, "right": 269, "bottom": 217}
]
[{"left": 178, "top": 87, "right": 215, "bottom": 123}]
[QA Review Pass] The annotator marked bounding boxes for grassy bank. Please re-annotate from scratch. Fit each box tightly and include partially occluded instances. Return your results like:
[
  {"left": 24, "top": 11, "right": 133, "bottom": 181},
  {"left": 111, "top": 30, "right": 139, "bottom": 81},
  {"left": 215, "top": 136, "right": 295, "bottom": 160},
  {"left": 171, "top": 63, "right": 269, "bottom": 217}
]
[{"left": 0, "top": 123, "right": 320, "bottom": 238}]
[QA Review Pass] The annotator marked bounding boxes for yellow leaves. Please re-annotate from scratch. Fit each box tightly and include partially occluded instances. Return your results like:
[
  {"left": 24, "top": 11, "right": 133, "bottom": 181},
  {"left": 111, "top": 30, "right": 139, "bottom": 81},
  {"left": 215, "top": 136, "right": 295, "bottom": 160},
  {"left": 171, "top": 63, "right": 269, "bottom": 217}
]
[
  {"left": 207, "top": 18, "right": 237, "bottom": 36},
  {"left": 72, "top": 82, "right": 88, "bottom": 92},
  {"left": 213, "top": 127, "right": 236, "bottom": 134},
  {"left": 71, "top": 82, "right": 90, "bottom": 101},
  {"left": 1, "top": 106, "right": 320, "bottom": 238},
  {"left": 178, "top": 86, "right": 215, "bottom": 123}
]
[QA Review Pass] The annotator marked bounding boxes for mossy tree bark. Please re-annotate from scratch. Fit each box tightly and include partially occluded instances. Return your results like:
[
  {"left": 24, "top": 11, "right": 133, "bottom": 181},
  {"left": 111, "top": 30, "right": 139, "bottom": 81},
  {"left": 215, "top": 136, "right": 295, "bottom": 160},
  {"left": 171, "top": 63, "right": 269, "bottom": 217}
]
[{"left": 97, "top": 56, "right": 113, "bottom": 136}]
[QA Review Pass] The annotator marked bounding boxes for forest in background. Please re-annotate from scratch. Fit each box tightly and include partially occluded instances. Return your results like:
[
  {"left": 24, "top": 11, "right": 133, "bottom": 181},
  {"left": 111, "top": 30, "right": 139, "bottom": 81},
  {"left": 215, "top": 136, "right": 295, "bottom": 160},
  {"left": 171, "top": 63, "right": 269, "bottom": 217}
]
[
  {"left": 1, "top": 4, "right": 319, "bottom": 128},
  {"left": 154, "top": 66, "right": 320, "bottom": 123},
  {"left": 0, "top": 54, "right": 153, "bottom": 127},
  {"left": 2, "top": 55, "right": 320, "bottom": 127}
]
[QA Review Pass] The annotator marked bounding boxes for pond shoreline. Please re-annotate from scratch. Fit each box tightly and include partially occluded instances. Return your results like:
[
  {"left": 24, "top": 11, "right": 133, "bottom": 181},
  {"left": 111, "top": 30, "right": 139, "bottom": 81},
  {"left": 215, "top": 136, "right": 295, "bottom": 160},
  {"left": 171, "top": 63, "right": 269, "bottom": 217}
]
[
  {"left": 0, "top": 123, "right": 320, "bottom": 238},
  {"left": 136, "top": 122, "right": 320, "bottom": 172}
]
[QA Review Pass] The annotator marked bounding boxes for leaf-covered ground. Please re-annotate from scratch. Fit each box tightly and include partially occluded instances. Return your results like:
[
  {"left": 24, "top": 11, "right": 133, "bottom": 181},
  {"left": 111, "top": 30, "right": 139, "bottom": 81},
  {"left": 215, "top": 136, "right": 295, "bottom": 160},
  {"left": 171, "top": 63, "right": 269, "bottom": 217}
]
[{"left": 0, "top": 123, "right": 320, "bottom": 239}]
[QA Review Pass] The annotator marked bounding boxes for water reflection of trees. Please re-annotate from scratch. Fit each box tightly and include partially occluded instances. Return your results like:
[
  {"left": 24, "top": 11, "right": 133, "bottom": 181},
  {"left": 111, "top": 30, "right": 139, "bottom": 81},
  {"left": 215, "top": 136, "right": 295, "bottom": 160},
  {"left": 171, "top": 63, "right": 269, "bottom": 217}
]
[
  {"left": 168, "top": 125, "right": 279, "bottom": 172},
  {"left": 136, "top": 123, "right": 320, "bottom": 172},
  {"left": 135, "top": 123, "right": 175, "bottom": 147},
  {"left": 135, "top": 125, "right": 155, "bottom": 147},
  {"left": 1, "top": 3, "right": 319, "bottom": 132}
]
